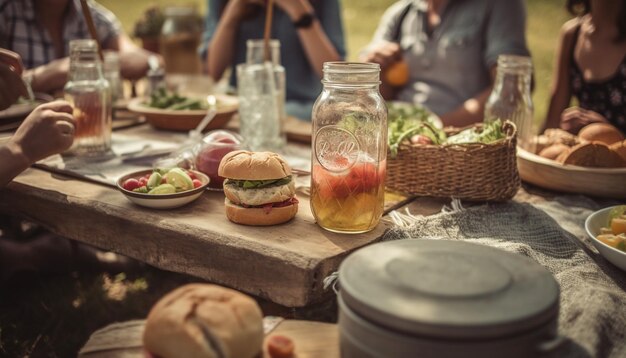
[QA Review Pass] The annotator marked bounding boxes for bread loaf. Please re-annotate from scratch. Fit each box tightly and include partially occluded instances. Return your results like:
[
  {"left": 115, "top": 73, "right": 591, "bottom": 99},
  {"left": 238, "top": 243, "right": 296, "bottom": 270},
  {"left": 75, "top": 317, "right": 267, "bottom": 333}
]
[{"left": 143, "top": 284, "right": 264, "bottom": 358}]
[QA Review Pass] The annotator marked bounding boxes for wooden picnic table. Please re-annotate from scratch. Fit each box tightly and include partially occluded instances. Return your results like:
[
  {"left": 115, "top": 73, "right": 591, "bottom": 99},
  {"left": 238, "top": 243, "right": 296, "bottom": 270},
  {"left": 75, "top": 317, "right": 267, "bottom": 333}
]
[
  {"left": 0, "top": 121, "right": 568, "bottom": 309},
  {"left": 0, "top": 122, "right": 419, "bottom": 308}
]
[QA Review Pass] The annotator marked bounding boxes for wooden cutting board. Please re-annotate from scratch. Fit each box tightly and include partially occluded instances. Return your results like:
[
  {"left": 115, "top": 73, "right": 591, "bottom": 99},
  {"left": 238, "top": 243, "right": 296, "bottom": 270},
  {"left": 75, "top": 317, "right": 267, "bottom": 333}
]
[{"left": 79, "top": 319, "right": 339, "bottom": 358}]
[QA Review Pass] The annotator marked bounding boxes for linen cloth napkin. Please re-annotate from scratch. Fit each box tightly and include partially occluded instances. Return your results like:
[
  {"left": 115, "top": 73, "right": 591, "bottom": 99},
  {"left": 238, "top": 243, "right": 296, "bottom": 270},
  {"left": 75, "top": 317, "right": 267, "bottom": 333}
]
[{"left": 383, "top": 196, "right": 625, "bottom": 358}]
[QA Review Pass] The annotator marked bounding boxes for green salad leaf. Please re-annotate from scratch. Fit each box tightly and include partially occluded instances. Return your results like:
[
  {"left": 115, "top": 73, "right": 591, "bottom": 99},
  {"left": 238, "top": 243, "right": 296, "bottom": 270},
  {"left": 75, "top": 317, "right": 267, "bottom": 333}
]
[
  {"left": 226, "top": 176, "right": 292, "bottom": 189},
  {"left": 445, "top": 119, "right": 505, "bottom": 145},
  {"left": 387, "top": 102, "right": 446, "bottom": 157}
]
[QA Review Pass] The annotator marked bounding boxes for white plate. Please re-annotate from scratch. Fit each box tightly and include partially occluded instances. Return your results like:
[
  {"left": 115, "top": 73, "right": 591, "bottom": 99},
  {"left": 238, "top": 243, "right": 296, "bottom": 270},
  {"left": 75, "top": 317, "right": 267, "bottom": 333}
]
[
  {"left": 584, "top": 206, "right": 626, "bottom": 271},
  {"left": 117, "top": 169, "right": 210, "bottom": 209}
]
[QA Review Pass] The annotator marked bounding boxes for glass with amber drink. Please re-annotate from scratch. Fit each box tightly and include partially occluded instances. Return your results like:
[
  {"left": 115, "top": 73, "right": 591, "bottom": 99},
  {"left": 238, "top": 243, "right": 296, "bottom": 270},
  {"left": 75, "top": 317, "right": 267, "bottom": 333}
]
[
  {"left": 160, "top": 6, "right": 201, "bottom": 74},
  {"left": 64, "top": 39, "right": 111, "bottom": 155},
  {"left": 310, "top": 62, "right": 387, "bottom": 234}
]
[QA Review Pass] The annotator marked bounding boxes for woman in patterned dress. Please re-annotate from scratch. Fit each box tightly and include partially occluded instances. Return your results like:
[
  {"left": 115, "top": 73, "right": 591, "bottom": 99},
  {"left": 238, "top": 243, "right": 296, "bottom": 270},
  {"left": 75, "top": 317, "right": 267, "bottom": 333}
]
[{"left": 545, "top": 0, "right": 626, "bottom": 134}]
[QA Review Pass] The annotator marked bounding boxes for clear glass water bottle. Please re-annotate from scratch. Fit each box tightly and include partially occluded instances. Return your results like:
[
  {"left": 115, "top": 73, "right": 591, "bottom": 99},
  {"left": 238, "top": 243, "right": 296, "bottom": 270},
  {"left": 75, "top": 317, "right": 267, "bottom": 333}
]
[
  {"left": 64, "top": 39, "right": 112, "bottom": 156},
  {"left": 484, "top": 55, "right": 534, "bottom": 152},
  {"left": 310, "top": 62, "right": 387, "bottom": 234}
]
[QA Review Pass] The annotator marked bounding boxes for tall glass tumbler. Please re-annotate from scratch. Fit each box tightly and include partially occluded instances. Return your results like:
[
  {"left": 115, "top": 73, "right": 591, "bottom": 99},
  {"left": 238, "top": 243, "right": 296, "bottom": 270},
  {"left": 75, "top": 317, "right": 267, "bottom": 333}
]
[{"left": 236, "top": 39, "right": 286, "bottom": 151}]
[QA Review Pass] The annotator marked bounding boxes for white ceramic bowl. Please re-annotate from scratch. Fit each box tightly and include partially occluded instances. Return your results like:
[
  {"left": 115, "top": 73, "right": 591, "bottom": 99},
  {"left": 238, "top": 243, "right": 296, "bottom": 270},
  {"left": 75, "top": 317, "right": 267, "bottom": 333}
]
[
  {"left": 584, "top": 206, "right": 626, "bottom": 271},
  {"left": 117, "top": 169, "right": 209, "bottom": 209}
]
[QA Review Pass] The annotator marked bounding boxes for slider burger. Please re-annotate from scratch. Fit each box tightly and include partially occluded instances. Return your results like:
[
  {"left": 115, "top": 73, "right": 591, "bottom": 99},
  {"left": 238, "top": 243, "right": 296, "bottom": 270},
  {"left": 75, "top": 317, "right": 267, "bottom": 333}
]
[
  {"left": 218, "top": 150, "right": 298, "bottom": 225},
  {"left": 143, "top": 284, "right": 264, "bottom": 358}
]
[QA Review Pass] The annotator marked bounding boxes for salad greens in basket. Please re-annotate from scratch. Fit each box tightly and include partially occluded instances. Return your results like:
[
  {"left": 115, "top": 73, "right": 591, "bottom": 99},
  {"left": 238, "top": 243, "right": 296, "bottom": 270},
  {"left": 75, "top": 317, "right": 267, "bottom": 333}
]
[{"left": 386, "top": 102, "right": 508, "bottom": 157}]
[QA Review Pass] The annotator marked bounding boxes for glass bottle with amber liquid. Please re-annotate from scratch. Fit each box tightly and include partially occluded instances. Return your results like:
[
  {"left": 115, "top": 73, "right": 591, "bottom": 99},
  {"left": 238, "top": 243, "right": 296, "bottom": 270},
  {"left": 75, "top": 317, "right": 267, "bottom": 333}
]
[
  {"left": 64, "top": 39, "right": 111, "bottom": 156},
  {"left": 160, "top": 6, "right": 201, "bottom": 74},
  {"left": 310, "top": 62, "right": 387, "bottom": 234}
]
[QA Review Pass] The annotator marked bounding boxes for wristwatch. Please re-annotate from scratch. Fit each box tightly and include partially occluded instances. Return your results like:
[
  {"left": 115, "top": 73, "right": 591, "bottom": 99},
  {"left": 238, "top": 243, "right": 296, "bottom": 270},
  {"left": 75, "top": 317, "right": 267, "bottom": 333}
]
[{"left": 293, "top": 12, "right": 315, "bottom": 29}]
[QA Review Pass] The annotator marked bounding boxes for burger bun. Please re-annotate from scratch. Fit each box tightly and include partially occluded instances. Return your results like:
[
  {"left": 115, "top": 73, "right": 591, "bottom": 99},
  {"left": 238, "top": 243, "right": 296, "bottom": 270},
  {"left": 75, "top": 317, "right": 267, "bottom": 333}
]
[
  {"left": 225, "top": 199, "right": 297, "bottom": 226},
  {"left": 219, "top": 151, "right": 291, "bottom": 180}
]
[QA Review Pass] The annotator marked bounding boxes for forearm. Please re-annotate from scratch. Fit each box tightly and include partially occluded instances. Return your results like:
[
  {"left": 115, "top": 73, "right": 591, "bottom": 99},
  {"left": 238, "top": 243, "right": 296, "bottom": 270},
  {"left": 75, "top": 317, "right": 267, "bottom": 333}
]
[
  {"left": 295, "top": 21, "right": 342, "bottom": 78},
  {"left": 543, "top": 96, "right": 567, "bottom": 132},
  {"left": 207, "top": 18, "right": 238, "bottom": 81},
  {"left": 25, "top": 58, "right": 69, "bottom": 94},
  {"left": 440, "top": 87, "right": 491, "bottom": 127},
  {"left": 0, "top": 142, "right": 31, "bottom": 188},
  {"left": 281, "top": 1, "right": 341, "bottom": 78}
]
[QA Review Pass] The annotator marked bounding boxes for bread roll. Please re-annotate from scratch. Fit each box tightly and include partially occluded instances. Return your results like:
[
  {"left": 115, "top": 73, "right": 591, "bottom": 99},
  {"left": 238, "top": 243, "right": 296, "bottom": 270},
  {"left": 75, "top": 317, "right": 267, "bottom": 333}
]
[
  {"left": 561, "top": 142, "right": 626, "bottom": 168},
  {"left": 556, "top": 148, "right": 572, "bottom": 163},
  {"left": 143, "top": 284, "right": 264, "bottom": 358},
  {"left": 610, "top": 140, "right": 626, "bottom": 162},
  {"left": 578, "top": 123, "right": 625, "bottom": 145},
  {"left": 539, "top": 144, "right": 570, "bottom": 160},
  {"left": 544, "top": 128, "right": 579, "bottom": 146}
]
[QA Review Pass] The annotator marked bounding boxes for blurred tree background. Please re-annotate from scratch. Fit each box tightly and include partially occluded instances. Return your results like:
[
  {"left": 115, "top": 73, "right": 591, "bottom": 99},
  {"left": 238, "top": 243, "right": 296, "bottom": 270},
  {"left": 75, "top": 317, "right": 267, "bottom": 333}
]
[{"left": 100, "top": 0, "right": 571, "bottom": 127}]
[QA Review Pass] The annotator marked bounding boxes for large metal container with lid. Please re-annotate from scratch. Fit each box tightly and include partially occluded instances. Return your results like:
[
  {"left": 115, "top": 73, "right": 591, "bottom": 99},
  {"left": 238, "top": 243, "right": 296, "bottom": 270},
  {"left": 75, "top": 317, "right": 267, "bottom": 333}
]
[{"left": 337, "top": 240, "right": 563, "bottom": 357}]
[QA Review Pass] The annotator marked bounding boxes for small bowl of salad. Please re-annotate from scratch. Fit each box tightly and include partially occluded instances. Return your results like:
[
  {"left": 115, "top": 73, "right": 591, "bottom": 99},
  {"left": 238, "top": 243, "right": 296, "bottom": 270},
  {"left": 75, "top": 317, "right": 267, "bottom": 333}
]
[
  {"left": 585, "top": 205, "right": 626, "bottom": 271},
  {"left": 117, "top": 168, "right": 209, "bottom": 209}
]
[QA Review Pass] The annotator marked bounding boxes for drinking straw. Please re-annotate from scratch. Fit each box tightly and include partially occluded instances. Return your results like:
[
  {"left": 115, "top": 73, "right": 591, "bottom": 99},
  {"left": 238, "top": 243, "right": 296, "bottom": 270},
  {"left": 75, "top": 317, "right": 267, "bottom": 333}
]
[
  {"left": 79, "top": 0, "right": 104, "bottom": 61},
  {"left": 263, "top": 0, "right": 274, "bottom": 62}
]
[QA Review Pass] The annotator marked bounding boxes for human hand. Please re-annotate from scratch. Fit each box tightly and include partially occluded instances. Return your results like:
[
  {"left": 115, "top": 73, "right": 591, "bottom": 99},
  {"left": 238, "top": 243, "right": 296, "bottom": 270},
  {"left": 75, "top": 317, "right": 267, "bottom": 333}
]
[
  {"left": 8, "top": 101, "right": 76, "bottom": 164},
  {"left": 560, "top": 107, "right": 608, "bottom": 134},
  {"left": 222, "top": 0, "right": 265, "bottom": 24},
  {"left": 118, "top": 50, "right": 159, "bottom": 81},
  {"left": 0, "top": 49, "right": 28, "bottom": 110},
  {"left": 360, "top": 41, "right": 402, "bottom": 71}
]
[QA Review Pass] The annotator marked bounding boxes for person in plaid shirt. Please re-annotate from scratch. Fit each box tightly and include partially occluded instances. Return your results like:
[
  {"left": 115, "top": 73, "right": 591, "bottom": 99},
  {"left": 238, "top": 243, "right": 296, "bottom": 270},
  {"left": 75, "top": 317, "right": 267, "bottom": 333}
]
[{"left": 0, "top": 0, "right": 160, "bottom": 94}]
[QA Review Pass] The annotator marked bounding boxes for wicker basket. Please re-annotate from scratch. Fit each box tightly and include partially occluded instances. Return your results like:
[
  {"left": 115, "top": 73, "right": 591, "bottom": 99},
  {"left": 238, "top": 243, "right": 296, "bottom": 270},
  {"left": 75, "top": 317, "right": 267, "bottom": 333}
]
[{"left": 386, "top": 121, "right": 520, "bottom": 201}]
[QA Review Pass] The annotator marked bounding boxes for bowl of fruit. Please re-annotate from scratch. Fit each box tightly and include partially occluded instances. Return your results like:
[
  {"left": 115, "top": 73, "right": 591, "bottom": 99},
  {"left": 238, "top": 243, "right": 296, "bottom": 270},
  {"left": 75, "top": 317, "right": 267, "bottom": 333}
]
[
  {"left": 117, "top": 168, "right": 209, "bottom": 209},
  {"left": 585, "top": 205, "right": 626, "bottom": 271}
]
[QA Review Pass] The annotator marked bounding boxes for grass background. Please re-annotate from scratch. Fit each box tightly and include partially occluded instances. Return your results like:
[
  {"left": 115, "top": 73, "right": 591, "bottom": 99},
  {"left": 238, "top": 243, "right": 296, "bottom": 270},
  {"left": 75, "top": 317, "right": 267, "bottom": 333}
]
[
  {"left": 0, "top": 1, "right": 572, "bottom": 356},
  {"left": 100, "top": 0, "right": 571, "bottom": 126}
]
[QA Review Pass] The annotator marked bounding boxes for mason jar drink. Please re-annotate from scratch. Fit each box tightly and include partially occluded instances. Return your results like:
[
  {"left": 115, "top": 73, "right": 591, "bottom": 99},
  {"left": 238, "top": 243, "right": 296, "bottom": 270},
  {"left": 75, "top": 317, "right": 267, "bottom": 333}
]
[{"left": 310, "top": 62, "right": 387, "bottom": 234}]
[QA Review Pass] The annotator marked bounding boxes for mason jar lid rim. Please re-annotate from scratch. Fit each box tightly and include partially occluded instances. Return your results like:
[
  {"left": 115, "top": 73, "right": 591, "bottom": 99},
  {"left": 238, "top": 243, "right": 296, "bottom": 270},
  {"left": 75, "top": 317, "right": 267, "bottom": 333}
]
[{"left": 324, "top": 62, "right": 381, "bottom": 73}]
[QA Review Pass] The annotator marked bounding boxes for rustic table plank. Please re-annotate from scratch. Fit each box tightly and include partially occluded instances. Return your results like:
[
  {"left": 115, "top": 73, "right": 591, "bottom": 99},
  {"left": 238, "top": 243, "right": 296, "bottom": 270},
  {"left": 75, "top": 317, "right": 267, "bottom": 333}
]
[{"left": 1, "top": 167, "right": 392, "bottom": 307}]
